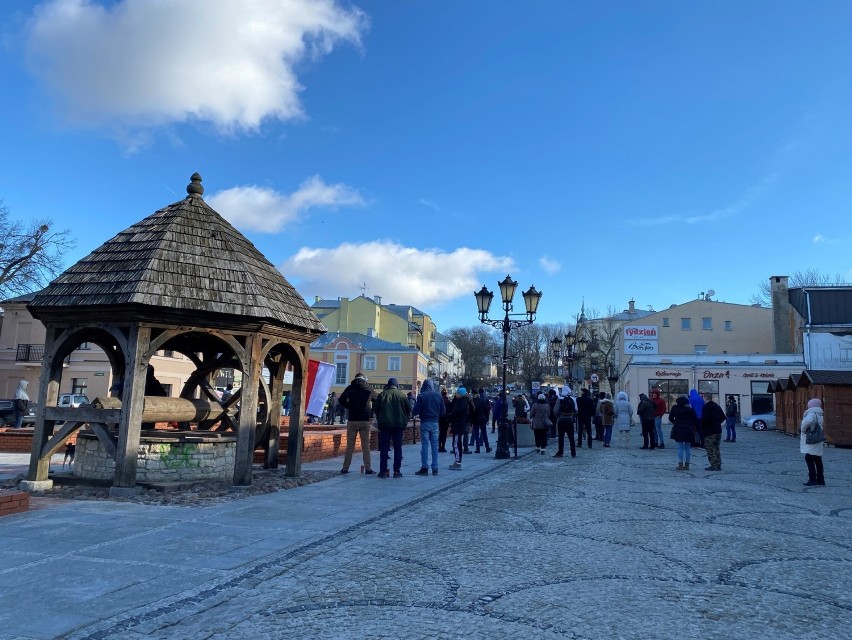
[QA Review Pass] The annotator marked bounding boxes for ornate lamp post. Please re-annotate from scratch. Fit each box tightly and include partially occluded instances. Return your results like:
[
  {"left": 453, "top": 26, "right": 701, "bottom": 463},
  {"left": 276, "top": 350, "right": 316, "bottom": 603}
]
[
  {"left": 550, "top": 337, "right": 563, "bottom": 383},
  {"left": 475, "top": 275, "right": 542, "bottom": 459}
]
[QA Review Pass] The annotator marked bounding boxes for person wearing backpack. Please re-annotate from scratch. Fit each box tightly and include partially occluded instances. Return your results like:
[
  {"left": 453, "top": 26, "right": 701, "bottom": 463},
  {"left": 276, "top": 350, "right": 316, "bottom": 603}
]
[
  {"left": 637, "top": 393, "right": 657, "bottom": 449},
  {"left": 471, "top": 389, "right": 492, "bottom": 454},
  {"left": 598, "top": 393, "right": 615, "bottom": 447},
  {"left": 553, "top": 390, "right": 577, "bottom": 458},
  {"left": 801, "top": 398, "right": 826, "bottom": 486},
  {"left": 449, "top": 387, "right": 475, "bottom": 470},
  {"left": 576, "top": 388, "right": 595, "bottom": 449}
]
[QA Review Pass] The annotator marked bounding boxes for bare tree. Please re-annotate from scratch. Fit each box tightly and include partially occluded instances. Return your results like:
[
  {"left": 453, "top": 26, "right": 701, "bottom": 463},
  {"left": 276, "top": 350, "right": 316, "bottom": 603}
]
[
  {"left": 750, "top": 270, "right": 848, "bottom": 306},
  {"left": 508, "top": 321, "right": 572, "bottom": 391},
  {"left": 445, "top": 326, "right": 500, "bottom": 389},
  {"left": 0, "top": 201, "right": 75, "bottom": 299}
]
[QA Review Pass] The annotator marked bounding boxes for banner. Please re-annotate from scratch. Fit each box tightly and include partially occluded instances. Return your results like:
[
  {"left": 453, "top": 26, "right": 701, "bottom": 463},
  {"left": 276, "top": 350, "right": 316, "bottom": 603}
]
[{"left": 305, "top": 360, "right": 336, "bottom": 417}]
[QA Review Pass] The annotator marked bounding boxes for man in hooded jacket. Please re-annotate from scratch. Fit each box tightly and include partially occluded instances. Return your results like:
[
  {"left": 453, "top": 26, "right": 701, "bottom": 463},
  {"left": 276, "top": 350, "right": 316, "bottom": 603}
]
[{"left": 411, "top": 379, "right": 445, "bottom": 475}]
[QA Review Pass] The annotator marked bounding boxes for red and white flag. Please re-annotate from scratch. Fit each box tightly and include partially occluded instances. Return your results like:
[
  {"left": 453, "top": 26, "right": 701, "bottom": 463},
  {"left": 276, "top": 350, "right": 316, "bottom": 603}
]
[{"left": 305, "top": 360, "right": 336, "bottom": 417}]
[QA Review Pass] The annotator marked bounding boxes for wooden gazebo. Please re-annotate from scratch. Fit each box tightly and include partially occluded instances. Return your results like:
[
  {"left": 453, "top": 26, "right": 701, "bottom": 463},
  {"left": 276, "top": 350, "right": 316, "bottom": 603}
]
[
  {"left": 20, "top": 173, "right": 325, "bottom": 495},
  {"left": 771, "top": 369, "right": 852, "bottom": 446}
]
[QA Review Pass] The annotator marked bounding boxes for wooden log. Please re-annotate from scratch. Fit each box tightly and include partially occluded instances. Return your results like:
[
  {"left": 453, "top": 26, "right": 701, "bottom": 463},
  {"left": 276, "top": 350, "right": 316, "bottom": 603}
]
[{"left": 91, "top": 397, "right": 231, "bottom": 423}]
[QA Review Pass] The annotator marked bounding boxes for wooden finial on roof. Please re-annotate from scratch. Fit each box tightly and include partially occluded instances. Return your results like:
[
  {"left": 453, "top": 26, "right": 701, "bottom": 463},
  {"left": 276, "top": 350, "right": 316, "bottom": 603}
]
[{"left": 187, "top": 172, "right": 204, "bottom": 197}]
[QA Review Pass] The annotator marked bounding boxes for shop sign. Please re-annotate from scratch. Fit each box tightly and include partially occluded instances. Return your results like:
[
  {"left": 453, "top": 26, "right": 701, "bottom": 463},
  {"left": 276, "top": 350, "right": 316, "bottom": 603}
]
[
  {"left": 624, "top": 326, "right": 658, "bottom": 340},
  {"left": 625, "top": 340, "right": 658, "bottom": 354},
  {"left": 653, "top": 371, "right": 683, "bottom": 377}
]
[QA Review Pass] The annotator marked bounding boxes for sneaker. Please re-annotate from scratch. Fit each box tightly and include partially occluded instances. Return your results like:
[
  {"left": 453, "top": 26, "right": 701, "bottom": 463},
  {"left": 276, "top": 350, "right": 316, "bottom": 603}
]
[
  {"left": 340, "top": 468, "right": 349, "bottom": 474},
  {"left": 603, "top": 444, "right": 610, "bottom": 448},
  {"left": 364, "top": 468, "right": 376, "bottom": 475},
  {"left": 705, "top": 466, "right": 721, "bottom": 471},
  {"left": 449, "top": 462, "right": 462, "bottom": 470},
  {"left": 463, "top": 449, "right": 472, "bottom": 455},
  {"left": 486, "top": 447, "right": 492, "bottom": 453},
  {"left": 804, "top": 479, "right": 819, "bottom": 486},
  {"left": 540, "top": 449, "right": 545, "bottom": 455},
  {"left": 377, "top": 470, "right": 389, "bottom": 478},
  {"left": 415, "top": 468, "right": 429, "bottom": 476},
  {"left": 393, "top": 471, "right": 402, "bottom": 478},
  {"left": 431, "top": 469, "right": 439, "bottom": 475},
  {"left": 553, "top": 452, "right": 563, "bottom": 458}
]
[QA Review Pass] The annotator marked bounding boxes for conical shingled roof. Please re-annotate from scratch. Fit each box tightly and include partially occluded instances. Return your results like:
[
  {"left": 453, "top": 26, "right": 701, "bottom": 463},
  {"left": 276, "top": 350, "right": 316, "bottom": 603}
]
[{"left": 29, "top": 173, "right": 325, "bottom": 333}]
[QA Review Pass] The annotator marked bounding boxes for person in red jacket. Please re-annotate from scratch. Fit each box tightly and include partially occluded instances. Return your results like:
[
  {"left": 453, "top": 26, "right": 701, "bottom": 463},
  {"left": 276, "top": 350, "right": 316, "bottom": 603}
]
[{"left": 651, "top": 389, "right": 667, "bottom": 449}]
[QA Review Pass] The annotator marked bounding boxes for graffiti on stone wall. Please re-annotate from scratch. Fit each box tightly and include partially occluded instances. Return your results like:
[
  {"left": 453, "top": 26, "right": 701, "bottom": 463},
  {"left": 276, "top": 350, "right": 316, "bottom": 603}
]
[{"left": 155, "top": 443, "right": 201, "bottom": 470}]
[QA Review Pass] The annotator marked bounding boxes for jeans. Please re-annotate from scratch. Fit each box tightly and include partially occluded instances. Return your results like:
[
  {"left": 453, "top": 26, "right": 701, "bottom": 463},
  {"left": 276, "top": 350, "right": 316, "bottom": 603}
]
[
  {"left": 805, "top": 453, "right": 824, "bottom": 482},
  {"left": 677, "top": 441, "right": 691, "bottom": 463},
  {"left": 438, "top": 417, "right": 449, "bottom": 451},
  {"left": 378, "top": 427, "right": 404, "bottom": 473},
  {"left": 342, "top": 420, "right": 372, "bottom": 471},
  {"left": 603, "top": 425, "right": 613, "bottom": 445},
  {"left": 420, "top": 421, "right": 439, "bottom": 470},
  {"left": 470, "top": 419, "right": 490, "bottom": 451},
  {"left": 641, "top": 418, "right": 656, "bottom": 448},
  {"left": 577, "top": 416, "right": 592, "bottom": 446},
  {"left": 725, "top": 417, "right": 737, "bottom": 441},
  {"left": 654, "top": 416, "right": 665, "bottom": 447}
]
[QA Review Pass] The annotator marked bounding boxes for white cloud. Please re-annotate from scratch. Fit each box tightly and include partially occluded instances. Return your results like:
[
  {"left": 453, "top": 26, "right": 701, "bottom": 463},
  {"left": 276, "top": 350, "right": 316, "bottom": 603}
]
[
  {"left": 813, "top": 233, "right": 841, "bottom": 244},
  {"left": 24, "top": 0, "right": 366, "bottom": 131},
  {"left": 813, "top": 234, "right": 826, "bottom": 243},
  {"left": 207, "top": 176, "right": 365, "bottom": 233},
  {"left": 418, "top": 199, "right": 440, "bottom": 212},
  {"left": 281, "top": 242, "right": 514, "bottom": 307},
  {"left": 539, "top": 256, "right": 561, "bottom": 274}
]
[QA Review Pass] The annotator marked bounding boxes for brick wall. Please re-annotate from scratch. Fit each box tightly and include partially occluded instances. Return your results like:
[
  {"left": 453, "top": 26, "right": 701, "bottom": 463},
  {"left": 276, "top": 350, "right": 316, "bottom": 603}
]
[
  {"left": 255, "top": 426, "right": 418, "bottom": 465},
  {"left": 0, "top": 490, "right": 29, "bottom": 516},
  {"left": 0, "top": 428, "right": 77, "bottom": 453}
]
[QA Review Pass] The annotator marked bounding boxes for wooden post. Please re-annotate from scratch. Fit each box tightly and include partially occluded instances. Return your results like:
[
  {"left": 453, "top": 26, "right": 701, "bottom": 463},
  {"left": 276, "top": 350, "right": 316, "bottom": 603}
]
[
  {"left": 286, "top": 347, "right": 307, "bottom": 477},
  {"left": 112, "top": 324, "right": 149, "bottom": 492},
  {"left": 265, "top": 355, "right": 285, "bottom": 469},
  {"left": 26, "top": 327, "right": 61, "bottom": 483},
  {"left": 233, "top": 334, "right": 262, "bottom": 486}
]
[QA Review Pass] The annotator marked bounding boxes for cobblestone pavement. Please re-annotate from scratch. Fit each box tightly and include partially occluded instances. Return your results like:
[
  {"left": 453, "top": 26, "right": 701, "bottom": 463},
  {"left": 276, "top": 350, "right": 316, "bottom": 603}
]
[{"left": 1, "top": 428, "right": 850, "bottom": 640}]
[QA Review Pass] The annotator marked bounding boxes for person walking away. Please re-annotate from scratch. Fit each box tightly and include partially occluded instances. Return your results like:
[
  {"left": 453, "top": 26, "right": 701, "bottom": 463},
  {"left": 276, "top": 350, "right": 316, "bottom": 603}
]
[
  {"left": 700, "top": 393, "right": 725, "bottom": 471},
  {"left": 530, "top": 393, "right": 551, "bottom": 454},
  {"left": 13, "top": 380, "right": 29, "bottom": 428},
  {"left": 614, "top": 391, "right": 634, "bottom": 448},
  {"left": 593, "top": 391, "right": 605, "bottom": 441},
  {"left": 327, "top": 392, "right": 340, "bottom": 425},
  {"left": 471, "top": 388, "right": 492, "bottom": 453},
  {"left": 411, "top": 379, "right": 445, "bottom": 475},
  {"left": 576, "top": 388, "right": 595, "bottom": 449},
  {"left": 599, "top": 393, "right": 615, "bottom": 447},
  {"left": 553, "top": 390, "right": 577, "bottom": 458},
  {"left": 546, "top": 389, "right": 558, "bottom": 439},
  {"left": 689, "top": 389, "right": 705, "bottom": 448},
  {"left": 669, "top": 395, "right": 698, "bottom": 470},
  {"left": 801, "top": 398, "right": 826, "bottom": 486},
  {"left": 373, "top": 378, "right": 410, "bottom": 478},
  {"left": 651, "top": 389, "right": 667, "bottom": 449},
  {"left": 637, "top": 393, "right": 657, "bottom": 449},
  {"left": 724, "top": 396, "right": 738, "bottom": 443},
  {"left": 438, "top": 388, "right": 451, "bottom": 452},
  {"left": 449, "top": 387, "right": 475, "bottom": 470},
  {"left": 492, "top": 390, "right": 511, "bottom": 448},
  {"left": 338, "top": 373, "right": 376, "bottom": 475}
]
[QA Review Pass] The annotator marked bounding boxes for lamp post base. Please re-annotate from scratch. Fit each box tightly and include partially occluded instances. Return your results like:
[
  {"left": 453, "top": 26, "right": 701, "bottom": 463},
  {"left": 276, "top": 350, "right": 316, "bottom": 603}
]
[{"left": 494, "top": 419, "right": 511, "bottom": 459}]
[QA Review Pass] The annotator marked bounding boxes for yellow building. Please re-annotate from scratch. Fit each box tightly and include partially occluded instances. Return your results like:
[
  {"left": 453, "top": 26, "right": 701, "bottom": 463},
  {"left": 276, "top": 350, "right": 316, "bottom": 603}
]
[{"left": 310, "top": 332, "right": 430, "bottom": 394}]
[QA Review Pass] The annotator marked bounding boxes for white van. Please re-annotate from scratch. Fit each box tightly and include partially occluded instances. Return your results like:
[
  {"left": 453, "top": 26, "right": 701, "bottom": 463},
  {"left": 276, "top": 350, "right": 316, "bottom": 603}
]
[{"left": 59, "top": 393, "right": 90, "bottom": 408}]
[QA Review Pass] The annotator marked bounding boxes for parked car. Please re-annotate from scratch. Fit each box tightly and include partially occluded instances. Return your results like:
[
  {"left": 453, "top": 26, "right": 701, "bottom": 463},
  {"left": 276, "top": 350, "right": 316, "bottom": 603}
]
[
  {"left": 743, "top": 412, "right": 776, "bottom": 431},
  {"left": 58, "top": 393, "right": 90, "bottom": 408},
  {"left": 0, "top": 400, "right": 38, "bottom": 427}
]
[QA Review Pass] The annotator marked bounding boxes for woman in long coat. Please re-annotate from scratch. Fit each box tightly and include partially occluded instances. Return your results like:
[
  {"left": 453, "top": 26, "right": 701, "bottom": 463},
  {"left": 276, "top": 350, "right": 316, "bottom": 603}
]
[
  {"left": 529, "top": 393, "right": 550, "bottom": 455},
  {"left": 801, "top": 398, "right": 826, "bottom": 486},
  {"left": 613, "top": 391, "right": 634, "bottom": 449}
]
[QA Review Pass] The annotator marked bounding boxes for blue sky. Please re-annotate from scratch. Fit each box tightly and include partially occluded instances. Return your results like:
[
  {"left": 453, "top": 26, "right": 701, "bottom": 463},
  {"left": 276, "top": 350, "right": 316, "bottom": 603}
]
[{"left": 1, "top": 0, "right": 850, "bottom": 333}]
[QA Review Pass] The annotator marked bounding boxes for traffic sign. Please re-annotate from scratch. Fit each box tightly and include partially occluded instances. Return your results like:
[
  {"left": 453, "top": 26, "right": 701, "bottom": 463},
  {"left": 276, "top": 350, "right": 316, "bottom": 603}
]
[{"left": 590, "top": 373, "right": 599, "bottom": 384}]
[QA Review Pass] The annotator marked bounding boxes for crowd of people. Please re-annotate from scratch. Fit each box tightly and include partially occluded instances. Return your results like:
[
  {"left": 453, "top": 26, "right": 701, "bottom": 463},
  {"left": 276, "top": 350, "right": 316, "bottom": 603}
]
[{"left": 328, "top": 373, "right": 828, "bottom": 486}]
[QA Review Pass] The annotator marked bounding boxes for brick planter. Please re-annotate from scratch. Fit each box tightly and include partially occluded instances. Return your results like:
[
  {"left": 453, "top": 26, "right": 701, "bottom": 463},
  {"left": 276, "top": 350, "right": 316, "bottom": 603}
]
[{"left": 0, "top": 490, "right": 29, "bottom": 516}]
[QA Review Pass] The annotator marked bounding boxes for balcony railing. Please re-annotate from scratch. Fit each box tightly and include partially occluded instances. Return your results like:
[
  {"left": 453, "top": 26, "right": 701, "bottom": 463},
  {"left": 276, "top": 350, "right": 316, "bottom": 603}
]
[{"left": 16, "top": 343, "right": 45, "bottom": 362}]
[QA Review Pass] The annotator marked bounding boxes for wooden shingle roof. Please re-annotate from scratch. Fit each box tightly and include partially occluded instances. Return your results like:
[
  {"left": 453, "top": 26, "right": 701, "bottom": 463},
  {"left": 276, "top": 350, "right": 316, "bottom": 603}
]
[{"left": 29, "top": 173, "right": 325, "bottom": 334}]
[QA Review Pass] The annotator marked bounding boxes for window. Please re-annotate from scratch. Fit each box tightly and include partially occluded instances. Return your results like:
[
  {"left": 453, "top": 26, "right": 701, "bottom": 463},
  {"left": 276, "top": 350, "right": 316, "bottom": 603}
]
[
  {"left": 161, "top": 384, "right": 173, "bottom": 397},
  {"left": 76, "top": 342, "right": 91, "bottom": 350},
  {"left": 388, "top": 356, "right": 401, "bottom": 371},
  {"left": 662, "top": 318, "right": 670, "bottom": 327},
  {"left": 681, "top": 318, "right": 691, "bottom": 330},
  {"left": 335, "top": 362, "right": 348, "bottom": 385},
  {"left": 363, "top": 355, "right": 376, "bottom": 371},
  {"left": 418, "top": 362, "right": 427, "bottom": 375},
  {"left": 71, "top": 378, "right": 88, "bottom": 395},
  {"left": 751, "top": 381, "right": 774, "bottom": 414},
  {"left": 697, "top": 380, "right": 719, "bottom": 403},
  {"left": 695, "top": 345, "right": 708, "bottom": 355},
  {"left": 702, "top": 317, "right": 712, "bottom": 330},
  {"left": 647, "top": 380, "right": 688, "bottom": 412},
  {"left": 724, "top": 321, "right": 732, "bottom": 331}
]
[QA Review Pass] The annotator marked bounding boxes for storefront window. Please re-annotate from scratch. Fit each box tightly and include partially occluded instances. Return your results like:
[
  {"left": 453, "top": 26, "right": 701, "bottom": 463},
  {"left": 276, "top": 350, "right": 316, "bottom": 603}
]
[
  {"left": 697, "top": 380, "right": 719, "bottom": 403},
  {"left": 751, "top": 381, "right": 774, "bottom": 414},
  {"left": 648, "top": 379, "right": 689, "bottom": 412}
]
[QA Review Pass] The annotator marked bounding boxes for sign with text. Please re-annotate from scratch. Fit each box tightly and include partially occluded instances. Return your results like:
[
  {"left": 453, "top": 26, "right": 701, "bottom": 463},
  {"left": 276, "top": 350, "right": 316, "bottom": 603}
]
[
  {"left": 625, "top": 340, "right": 658, "bottom": 354},
  {"left": 624, "top": 326, "right": 658, "bottom": 340}
]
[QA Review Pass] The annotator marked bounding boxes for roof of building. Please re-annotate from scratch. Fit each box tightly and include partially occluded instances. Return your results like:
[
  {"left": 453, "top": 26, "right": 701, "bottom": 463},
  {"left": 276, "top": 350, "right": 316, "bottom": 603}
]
[
  {"left": 384, "top": 303, "right": 427, "bottom": 318},
  {"left": 27, "top": 174, "right": 324, "bottom": 333},
  {"left": 788, "top": 286, "right": 852, "bottom": 326},
  {"left": 311, "top": 332, "right": 419, "bottom": 352},
  {"left": 804, "top": 369, "right": 852, "bottom": 385}
]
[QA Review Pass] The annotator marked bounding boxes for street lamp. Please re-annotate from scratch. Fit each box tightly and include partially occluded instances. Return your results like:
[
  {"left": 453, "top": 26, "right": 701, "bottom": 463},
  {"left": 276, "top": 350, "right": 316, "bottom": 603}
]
[
  {"left": 550, "top": 337, "right": 563, "bottom": 381},
  {"left": 475, "top": 275, "right": 542, "bottom": 459}
]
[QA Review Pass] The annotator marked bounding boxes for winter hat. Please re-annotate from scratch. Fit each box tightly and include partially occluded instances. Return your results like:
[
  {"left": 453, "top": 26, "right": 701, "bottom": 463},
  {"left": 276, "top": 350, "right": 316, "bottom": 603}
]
[
  {"left": 387, "top": 377, "right": 398, "bottom": 387},
  {"left": 457, "top": 386, "right": 467, "bottom": 396},
  {"left": 807, "top": 398, "right": 822, "bottom": 409},
  {"left": 538, "top": 393, "right": 546, "bottom": 400}
]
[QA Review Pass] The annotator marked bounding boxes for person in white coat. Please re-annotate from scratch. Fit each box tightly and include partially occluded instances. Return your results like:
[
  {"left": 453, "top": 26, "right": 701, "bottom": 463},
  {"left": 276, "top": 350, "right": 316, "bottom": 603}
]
[
  {"left": 801, "top": 398, "right": 826, "bottom": 486},
  {"left": 13, "top": 380, "right": 30, "bottom": 429},
  {"left": 613, "top": 391, "right": 634, "bottom": 448}
]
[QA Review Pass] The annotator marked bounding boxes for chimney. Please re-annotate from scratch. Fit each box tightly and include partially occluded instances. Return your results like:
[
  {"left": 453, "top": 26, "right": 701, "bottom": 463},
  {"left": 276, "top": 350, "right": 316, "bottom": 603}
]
[
  {"left": 374, "top": 295, "right": 382, "bottom": 305},
  {"left": 314, "top": 296, "right": 322, "bottom": 304},
  {"left": 628, "top": 299, "right": 635, "bottom": 314},
  {"left": 770, "top": 275, "right": 793, "bottom": 353}
]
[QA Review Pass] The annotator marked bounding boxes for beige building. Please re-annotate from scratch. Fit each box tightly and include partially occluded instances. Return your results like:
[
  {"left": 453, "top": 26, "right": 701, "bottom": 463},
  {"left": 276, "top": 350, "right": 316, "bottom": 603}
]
[{"left": 0, "top": 293, "right": 196, "bottom": 400}]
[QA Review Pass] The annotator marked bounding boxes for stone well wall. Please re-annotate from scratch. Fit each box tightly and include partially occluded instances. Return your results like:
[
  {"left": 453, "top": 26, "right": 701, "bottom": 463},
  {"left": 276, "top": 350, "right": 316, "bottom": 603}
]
[{"left": 75, "top": 432, "right": 237, "bottom": 482}]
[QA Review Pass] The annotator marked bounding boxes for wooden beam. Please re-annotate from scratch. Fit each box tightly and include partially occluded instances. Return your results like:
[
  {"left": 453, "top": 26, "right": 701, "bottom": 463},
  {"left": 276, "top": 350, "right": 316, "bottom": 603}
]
[
  {"left": 113, "top": 325, "right": 148, "bottom": 489},
  {"left": 233, "top": 334, "right": 261, "bottom": 486},
  {"left": 89, "top": 423, "right": 118, "bottom": 459},
  {"left": 27, "top": 326, "right": 61, "bottom": 482},
  {"left": 40, "top": 421, "right": 87, "bottom": 459}
]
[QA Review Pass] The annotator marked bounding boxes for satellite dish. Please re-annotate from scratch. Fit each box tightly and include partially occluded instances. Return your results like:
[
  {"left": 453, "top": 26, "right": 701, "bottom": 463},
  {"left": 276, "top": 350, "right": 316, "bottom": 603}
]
[{"left": 707, "top": 289, "right": 715, "bottom": 297}]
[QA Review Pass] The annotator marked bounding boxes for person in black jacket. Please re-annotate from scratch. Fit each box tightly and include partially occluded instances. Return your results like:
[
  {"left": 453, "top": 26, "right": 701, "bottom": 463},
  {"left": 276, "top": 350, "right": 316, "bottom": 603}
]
[
  {"left": 700, "top": 394, "right": 725, "bottom": 471},
  {"left": 338, "top": 373, "right": 376, "bottom": 475},
  {"left": 576, "top": 388, "right": 595, "bottom": 449},
  {"left": 636, "top": 393, "right": 657, "bottom": 450},
  {"left": 668, "top": 395, "right": 698, "bottom": 471}
]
